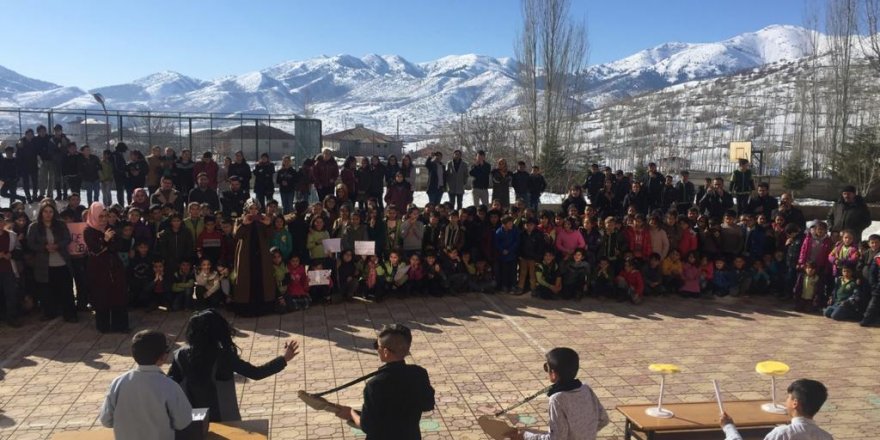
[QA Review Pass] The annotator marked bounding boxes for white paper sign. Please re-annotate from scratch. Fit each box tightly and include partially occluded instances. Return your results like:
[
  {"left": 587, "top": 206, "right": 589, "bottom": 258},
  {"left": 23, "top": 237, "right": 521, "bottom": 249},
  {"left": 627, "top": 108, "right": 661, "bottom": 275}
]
[
  {"left": 67, "top": 222, "right": 87, "bottom": 256},
  {"left": 354, "top": 240, "right": 375, "bottom": 256},
  {"left": 322, "top": 238, "right": 342, "bottom": 254},
  {"left": 308, "top": 269, "right": 332, "bottom": 286}
]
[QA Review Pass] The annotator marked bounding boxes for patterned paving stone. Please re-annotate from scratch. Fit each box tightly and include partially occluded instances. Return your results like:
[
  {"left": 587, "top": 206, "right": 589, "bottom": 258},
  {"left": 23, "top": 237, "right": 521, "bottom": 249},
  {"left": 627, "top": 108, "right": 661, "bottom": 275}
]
[{"left": 1, "top": 293, "right": 878, "bottom": 439}]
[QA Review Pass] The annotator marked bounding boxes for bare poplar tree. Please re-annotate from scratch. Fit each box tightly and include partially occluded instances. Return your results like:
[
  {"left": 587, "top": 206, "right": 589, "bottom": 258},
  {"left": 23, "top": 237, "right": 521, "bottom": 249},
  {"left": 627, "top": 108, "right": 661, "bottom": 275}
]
[
  {"left": 514, "top": 0, "right": 589, "bottom": 190},
  {"left": 863, "top": 0, "right": 880, "bottom": 73},
  {"left": 826, "top": 0, "right": 859, "bottom": 152}
]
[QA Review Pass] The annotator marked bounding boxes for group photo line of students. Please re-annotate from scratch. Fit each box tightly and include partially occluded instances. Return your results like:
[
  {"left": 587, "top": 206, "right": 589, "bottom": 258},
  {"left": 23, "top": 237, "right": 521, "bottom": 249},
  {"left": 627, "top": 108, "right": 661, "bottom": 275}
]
[{"left": 0, "top": 124, "right": 878, "bottom": 331}]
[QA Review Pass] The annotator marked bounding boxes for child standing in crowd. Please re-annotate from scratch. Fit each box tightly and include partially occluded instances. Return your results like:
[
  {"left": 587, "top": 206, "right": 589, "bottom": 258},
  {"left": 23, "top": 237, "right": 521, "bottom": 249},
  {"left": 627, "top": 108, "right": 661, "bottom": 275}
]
[
  {"left": 794, "top": 262, "right": 824, "bottom": 313},
  {"left": 282, "top": 255, "right": 311, "bottom": 311}
]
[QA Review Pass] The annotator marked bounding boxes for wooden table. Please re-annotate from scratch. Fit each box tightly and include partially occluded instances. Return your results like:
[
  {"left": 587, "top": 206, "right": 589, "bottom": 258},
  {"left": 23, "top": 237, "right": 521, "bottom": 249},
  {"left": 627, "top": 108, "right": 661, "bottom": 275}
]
[
  {"left": 617, "top": 400, "right": 789, "bottom": 440},
  {"left": 50, "top": 419, "right": 269, "bottom": 440}
]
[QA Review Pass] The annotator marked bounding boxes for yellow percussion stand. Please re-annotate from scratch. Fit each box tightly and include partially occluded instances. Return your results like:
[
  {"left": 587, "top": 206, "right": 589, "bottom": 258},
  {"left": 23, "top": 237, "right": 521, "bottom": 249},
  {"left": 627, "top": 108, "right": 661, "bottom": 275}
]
[
  {"left": 755, "top": 361, "right": 790, "bottom": 414},
  {"left": 645, "top": 363, "right": 681, "bottom": 418}
]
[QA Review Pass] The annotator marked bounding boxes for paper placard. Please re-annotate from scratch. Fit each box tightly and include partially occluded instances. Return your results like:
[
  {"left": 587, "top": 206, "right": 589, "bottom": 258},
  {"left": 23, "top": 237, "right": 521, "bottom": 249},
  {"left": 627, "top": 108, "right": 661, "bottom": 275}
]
[
  {"left": 354, "top": 240, "right": 375, "bottom": 256},
  {"left": 308, "top": 269, "right": 332, "bottom": 286},
  {"left": 67, "top": 222, "right": 87, "bottom": 256},
  {"left": 322, "top": 238, "right": 342, "bottom": 254}
]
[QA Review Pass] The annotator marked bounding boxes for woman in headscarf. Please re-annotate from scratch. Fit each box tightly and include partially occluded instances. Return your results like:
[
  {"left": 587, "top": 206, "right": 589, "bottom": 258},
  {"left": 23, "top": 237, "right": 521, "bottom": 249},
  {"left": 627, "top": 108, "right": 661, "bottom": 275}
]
[
  {"left": 84, "top": 202, "right": 129, "bottom": 333},
  {"left": 231, "top": 199, "right": 275, "bottom": 316}
]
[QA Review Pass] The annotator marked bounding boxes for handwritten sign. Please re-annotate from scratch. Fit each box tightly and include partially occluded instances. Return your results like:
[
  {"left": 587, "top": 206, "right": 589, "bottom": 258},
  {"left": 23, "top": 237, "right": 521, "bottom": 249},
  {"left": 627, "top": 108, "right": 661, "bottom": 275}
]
[
  {"left": 67, "top": 222, "right": 87, "bottom": 256},
  {"left": 322, "top": 238, "right": 342, "bottom": 254},
  {"left": 354, "top": 240, "right": 375, "bottom": 256},
  {"left": 308, "top": 269, "right": 332, "bottom": 286}
]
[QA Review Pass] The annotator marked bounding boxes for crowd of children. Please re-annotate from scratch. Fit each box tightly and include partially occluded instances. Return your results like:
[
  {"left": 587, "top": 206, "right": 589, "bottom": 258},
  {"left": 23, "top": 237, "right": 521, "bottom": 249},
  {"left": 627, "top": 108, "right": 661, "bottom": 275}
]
[{"left": 0, "top": 135, "right": 878, "bottom": 328}]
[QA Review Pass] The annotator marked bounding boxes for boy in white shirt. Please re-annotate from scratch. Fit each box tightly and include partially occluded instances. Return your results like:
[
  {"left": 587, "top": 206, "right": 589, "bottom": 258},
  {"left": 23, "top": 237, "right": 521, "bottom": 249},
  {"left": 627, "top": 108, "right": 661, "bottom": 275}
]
[
  {"left": 99, "top": 330, "right": 192, "bottom": 440},
  {"left": 720, "top": 378, "right": 833, "bottom": 440},
  {"left": 507, "top": 347, "right": 609, "bottom": 440}
]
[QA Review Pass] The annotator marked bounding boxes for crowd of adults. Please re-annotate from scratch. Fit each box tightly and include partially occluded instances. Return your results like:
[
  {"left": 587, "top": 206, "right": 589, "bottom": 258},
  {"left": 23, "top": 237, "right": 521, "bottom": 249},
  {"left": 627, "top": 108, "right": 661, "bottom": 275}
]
[{"left": 0, "top": 123, "right": 877, "bottom": 331}]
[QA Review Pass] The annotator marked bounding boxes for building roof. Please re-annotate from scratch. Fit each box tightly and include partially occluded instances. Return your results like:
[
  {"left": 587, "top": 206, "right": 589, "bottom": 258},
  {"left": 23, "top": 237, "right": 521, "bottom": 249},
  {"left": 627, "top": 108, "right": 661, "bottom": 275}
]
[
  {"left": 323, "top": 125, "right": 398, "bottom": 144},
  {"left": 213, "top": 124, "right": 295, "bottom": 140}
]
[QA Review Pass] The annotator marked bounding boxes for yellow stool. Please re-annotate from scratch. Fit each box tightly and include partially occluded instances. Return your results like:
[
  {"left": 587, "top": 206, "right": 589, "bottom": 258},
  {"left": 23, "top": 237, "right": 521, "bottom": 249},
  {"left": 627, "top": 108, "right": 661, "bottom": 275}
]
[
  {"left": 755, "top": 360, "right": 790, "bottom": 414},
  {"left": 645, "top": 364, "right": 681, "bottom": 418}
]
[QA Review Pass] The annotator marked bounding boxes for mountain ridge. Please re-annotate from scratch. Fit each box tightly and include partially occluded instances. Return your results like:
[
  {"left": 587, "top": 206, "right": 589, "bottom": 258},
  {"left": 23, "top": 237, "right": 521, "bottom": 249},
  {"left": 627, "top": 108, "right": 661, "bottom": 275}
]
[{"left": 0, "top": 25, "right": 824, "bottom": 133}]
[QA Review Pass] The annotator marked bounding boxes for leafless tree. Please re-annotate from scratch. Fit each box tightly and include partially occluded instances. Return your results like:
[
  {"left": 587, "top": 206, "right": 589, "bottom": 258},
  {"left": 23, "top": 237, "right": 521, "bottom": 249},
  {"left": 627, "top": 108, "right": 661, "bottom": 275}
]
[
  {"left": 825, "top": 0, "right": 858, "bottom": 152},
  {"left": 514, "top": 0, "right": 589, "bottom": 172},
  {"left": 862, "top": 0, "right": 880, "bottom": 73}
]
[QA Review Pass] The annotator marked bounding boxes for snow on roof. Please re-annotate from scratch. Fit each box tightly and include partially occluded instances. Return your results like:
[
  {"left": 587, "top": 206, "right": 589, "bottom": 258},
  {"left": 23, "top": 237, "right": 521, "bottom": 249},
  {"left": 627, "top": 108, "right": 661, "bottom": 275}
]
[{"left": 323, "top": 125, "right": 397, "bottom": 143}]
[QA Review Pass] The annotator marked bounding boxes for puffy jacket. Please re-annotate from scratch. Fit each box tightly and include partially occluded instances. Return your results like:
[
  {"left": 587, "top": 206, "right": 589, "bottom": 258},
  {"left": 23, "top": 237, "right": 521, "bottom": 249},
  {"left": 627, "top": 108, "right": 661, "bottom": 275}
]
[
  {"left": 617, "top": 269, "right": 644, "bottom": 297},
  {"left": 828, "top": 242, "right": 860, "bottom": 277},
  {"left": 493, "top": 226, "right": 520, "bottom": 263},
  {"left": 798, "top": 234, "right": 833, "bottom": 273}
]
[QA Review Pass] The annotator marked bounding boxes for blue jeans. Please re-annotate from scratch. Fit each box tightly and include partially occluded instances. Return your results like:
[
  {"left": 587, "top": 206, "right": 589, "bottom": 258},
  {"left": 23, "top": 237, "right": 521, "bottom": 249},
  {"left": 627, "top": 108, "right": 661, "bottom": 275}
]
[
  {"left": 529, "top": 193, "right": 541, "bottom": 211},
  {"left": 280, "top": 192, "right": 295, "bottom": 215},
  {"left": 82, "top": 180, "right": 100, "bottom": 204}
]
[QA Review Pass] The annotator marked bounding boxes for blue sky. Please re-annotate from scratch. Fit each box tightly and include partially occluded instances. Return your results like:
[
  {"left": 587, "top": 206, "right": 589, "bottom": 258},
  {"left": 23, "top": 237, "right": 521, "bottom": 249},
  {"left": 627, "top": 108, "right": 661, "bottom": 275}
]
[{"left": 3, "top": 0, "right": 806, "bottom": 89}]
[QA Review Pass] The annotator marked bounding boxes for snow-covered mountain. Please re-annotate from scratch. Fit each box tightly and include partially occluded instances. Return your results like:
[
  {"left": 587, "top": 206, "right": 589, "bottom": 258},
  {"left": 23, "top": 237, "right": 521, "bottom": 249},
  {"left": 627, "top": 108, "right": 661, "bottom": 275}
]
[{"left": 0, "top": 25, "right": 823, "bottom": 133}]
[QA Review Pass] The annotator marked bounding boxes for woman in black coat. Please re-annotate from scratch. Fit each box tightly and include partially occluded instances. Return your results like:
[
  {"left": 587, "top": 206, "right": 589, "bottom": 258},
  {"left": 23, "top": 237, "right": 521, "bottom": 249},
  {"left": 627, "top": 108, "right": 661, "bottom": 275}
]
[
  {"left": 168, "top": 309, "right": 299, "bottom": 421},
  {"left": 83, "top": 202, "right": 129, "bottom": 333}
]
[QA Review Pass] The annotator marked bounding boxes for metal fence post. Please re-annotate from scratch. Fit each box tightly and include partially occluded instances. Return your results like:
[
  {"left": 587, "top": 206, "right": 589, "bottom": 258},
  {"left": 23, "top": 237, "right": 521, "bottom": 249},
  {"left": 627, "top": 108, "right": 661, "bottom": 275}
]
[
  {"left": 188, "top": 118, "right": 193, "bottom": 150},
  {"left": 84, "top": 110, "right": 89, "bottom": 145}
]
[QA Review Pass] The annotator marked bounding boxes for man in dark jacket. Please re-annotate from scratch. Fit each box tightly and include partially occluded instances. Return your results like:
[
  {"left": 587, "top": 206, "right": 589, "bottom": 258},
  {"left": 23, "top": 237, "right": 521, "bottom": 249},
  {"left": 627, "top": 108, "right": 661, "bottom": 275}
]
[
  {"left": 699, "top": 177, "right": 734, "bottom": 220},
  {"left": 60, "top": 142, "right": 82, "bottom": 198},
  {"left": 511, "top": 161, "right": 531, "bottom": 205},
  {"left": 188, "top": 173, "right": 221, "bottom": 212},
  {"left": 583, "top": 163, "right": 605, "bottom": 202},
  {"left": 220, "top": 177, "right": 248, "bottom": 218},
  {"left": 827, "top": 185, "right": 872, "bottom": 240},
  {"left": 78, "top": 145, "right": 103, "bottom": 204},
  {"left": 469, "top": 150, "right": 491, "bottom": 207},
  {"left": 674, "top": 170, "right": 696, "bottom": 213},
  {"left": 659, "top": 175, "right": 679, "bottom": 212},
  {"left": 49, "top": 124, "right": 69, "bottom": 200},
  {"left": 771, "top": 192, "right": 806, "bottom": 230},
  {"left": 312, "top": 149, "right": 339, "bottom": 202},
  {"left": 425, "top": 151, "right": 446, "bottom": 206},
  {"left": 33, "top": 125, "right": 56, "bottom": 200},
  {"left": 729, "top": 159, "right": 755, "bottom": 213},
  {"left": 111, "top": 143, "right": 129, "bottom": 206},
  {"left": 527, "top": 166, "right": 547, "bottom": 211},
  {"left": 518, "top": 218, "right": 546, "bottom": 295},
  {"left": 0, "top": 146, "right": 27, "bottom": 205},
  {"left": 336, "top": 324, "right": 435, "bottom": 440},
  {"left": 745, "top": 182, "right": 778, "bottom": 218},
  {"left": 641, "top": 162, "right": 665, "bottom": 211},
  {"left": 15, "top": 129, "right": 39, "bottom": 203}
]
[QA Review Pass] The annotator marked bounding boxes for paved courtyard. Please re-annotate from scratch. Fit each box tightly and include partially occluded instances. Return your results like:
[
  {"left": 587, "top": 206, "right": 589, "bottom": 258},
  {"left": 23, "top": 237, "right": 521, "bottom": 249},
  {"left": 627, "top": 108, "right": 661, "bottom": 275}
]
[{"left": 1, "top": 293, "right": 878, "bottom": 439}]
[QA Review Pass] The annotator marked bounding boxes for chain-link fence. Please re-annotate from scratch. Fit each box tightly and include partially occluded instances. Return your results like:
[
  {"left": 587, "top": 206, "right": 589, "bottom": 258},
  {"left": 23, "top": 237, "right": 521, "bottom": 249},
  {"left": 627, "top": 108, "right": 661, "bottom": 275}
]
[{"left": 0, "top": 108, "right": 322, "bottom": 162}]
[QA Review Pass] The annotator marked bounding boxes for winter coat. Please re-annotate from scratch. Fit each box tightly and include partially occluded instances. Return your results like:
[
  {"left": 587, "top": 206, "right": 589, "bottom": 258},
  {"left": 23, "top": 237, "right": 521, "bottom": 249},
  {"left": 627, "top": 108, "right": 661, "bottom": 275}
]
[
  {"left": 188, "top": 187, "right": 221, "bottom": 212},
  {"left": 228, "top": 161, "right": 252, "bottom": 190},
  {"left": 15, "top": 136, "right": 39, "bottom": 170},
  {"left": 699, "top": 190, "right": 734, "bottom": 219},
  {"left": 622, "top": 191, "right": 650, "bottom": 215},
  {"left": 680, "top": 263, "right": 701, "bottom": 293},
  {"left": 746, "top": 195, "right": 779, "bottom": 217},
  {"left": 528, "top": 174, "right": 547, "bottom": 197},
  {"left": 555, "top": 228, "right": 585, "bottom": 256},
  {"left": 446, "top": 159, "right": 469, "bottom": 194},
  {"left": 674, "top": 181, "right": 696, "bottom": 207},
  {"left": 401, "top": 220, "right": 425, "bottom": 252},
  {"left": 253, "top": 162, "right": 275, "bottom": 195},
  {"left": 146, "top": 154, "right": 163, "bottom": 188},
  {"left": 85, "top": 226, "right": 128, "bottom": 309},
  {"left": 678, "top": 229, "right": 698, "bottom": 257},
  {"left": 156, "top": 227, "right": 194, "bottom": 272},
  {"left": 339, "top": 167, "right": 356, "bottom": 196},
  {"left": 729, "top": 169, "right": 755, "bottom": 194},
  {"left": 828, "top": 242, "right": 860, "bottom": 277},
  {"left": 312, "top": 156, "right": 339, "bottom": 190},
  {"left": 425, "top": 156, "right": 446, "bottom": 192},
  {"left": 490, "top": 169, "right": 512, "bottom": 205},
  {"left": 827, "top": 195, "right": 872, "bottom": 237},
  {"left": 494, "top": 226, "right": 520, "bottom": 263},
  {"left": 617, "top": 269, "right": 644, "bottom": 296},
  {"left": 276, "top": 167, "right": 298, "bottom": 194},
  {"left": 519, "top": 229, "right": 547, "bottom": 261},
  {"left": 624, "top": 227, "right": 652, "bottom": 258},
  {"left": 561, "top": 196, "right": 587, "bottom": 216},
  {"left": 0, "top": 157, "right": 17, "bottom": 182},
  {"left": 798, "top": 234, "right": 833, "bottom": 274},
  {"left": 193, "top": 160, "right": 219, "bottom": 189},
  {"left": 469, "top": 162, "right": 491, "bottom": 189},
  {"left": 384, "top": 180, "right": 413, "bottom": 210},
  {"left": 79, "top": 154, "right": 102, "bottom": 182},
  {"left": 648, "top": 227, "right": 670, "bottom": 258},
  {"left": 512, "top": 171, "right": 530, "bottom": 195},
  {"left": 26, "top": 220, "right": 72, "bottom": 284}
]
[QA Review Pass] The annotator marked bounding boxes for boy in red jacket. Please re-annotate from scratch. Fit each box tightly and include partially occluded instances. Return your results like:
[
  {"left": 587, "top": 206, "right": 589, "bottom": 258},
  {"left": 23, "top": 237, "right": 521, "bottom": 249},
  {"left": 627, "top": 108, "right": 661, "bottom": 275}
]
[{"left": 615, "top": 258, "right": 644, "bottom": 304}]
